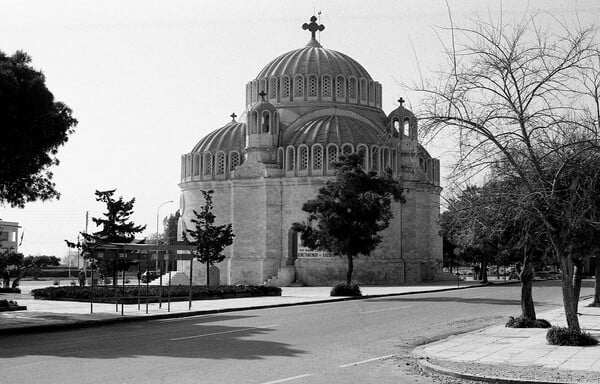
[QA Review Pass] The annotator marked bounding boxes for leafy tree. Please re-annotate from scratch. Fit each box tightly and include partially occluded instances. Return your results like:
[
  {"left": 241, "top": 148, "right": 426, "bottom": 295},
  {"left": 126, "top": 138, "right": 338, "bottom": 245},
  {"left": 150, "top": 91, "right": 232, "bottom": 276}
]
[
  {"left": 77, "top": 190, "right": 146, "bottom": 285},
  {"left": 162, "top": 210, "right": 181, "bottom": 270},
  {"left": 0, "top": 50, "right": 77, "bottom": 208},
  {"left": 0, "top": 252, "right": 59, "bottom": 287},
  {"left": 183, "top": 190, "right": 234, "bottom": 286},
  {"left": 414, "top": 13, "right": 600, "bottom": 332},
  {"left": 292, "top": 154, "right": 405, "bottom": 285}
]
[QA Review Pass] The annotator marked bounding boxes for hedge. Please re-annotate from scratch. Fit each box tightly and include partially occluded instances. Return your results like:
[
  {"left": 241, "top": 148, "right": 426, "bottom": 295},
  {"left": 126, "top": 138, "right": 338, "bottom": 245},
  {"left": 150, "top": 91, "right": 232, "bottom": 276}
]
[{"left": 31, "top": 285, "right": 281, "bottom": 303}]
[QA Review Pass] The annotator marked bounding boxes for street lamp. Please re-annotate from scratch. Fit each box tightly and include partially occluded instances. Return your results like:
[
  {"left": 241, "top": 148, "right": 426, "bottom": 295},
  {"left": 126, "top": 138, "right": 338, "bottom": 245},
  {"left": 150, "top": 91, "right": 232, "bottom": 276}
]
[{"left": 156, "top": 200, "right": 173, "bottom": 309}]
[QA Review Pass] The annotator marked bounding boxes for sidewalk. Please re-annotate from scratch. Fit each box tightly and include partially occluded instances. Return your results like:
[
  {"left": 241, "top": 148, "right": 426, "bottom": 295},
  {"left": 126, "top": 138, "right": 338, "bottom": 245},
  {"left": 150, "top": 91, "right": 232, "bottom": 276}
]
[
  {"left": 414, "top": 298, "right": 600, "bottom": 384},
  {"left": 0, "top": 280, "right": 481, "bottom": 335}
]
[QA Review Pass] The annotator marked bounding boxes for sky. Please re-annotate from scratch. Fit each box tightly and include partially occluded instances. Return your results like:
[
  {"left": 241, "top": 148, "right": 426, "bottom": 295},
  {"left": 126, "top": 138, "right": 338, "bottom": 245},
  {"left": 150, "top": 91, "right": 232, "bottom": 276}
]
[{"left": 1, "top": 0, "right": 598, "bottom": 259}]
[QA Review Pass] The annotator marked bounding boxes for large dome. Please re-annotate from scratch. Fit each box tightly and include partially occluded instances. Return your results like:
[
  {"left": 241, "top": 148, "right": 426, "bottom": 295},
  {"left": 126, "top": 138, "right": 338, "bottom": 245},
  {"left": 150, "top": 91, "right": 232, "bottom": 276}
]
[
  {"left": 283, "top": 115, "right": 383, "bottom": 146},
  {"left": 191, "top": 121, "right": 246, "bottom": 153},
  {"left": 256, "top": 45, "right": 372, "bottom": 81}
]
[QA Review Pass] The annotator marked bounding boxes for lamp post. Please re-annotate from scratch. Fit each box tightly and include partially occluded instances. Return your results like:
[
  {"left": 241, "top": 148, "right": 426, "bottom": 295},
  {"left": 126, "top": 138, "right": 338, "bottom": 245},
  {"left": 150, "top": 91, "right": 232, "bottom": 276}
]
[{"left": 156, "top": 200, "right": 173, "bottom": 309}]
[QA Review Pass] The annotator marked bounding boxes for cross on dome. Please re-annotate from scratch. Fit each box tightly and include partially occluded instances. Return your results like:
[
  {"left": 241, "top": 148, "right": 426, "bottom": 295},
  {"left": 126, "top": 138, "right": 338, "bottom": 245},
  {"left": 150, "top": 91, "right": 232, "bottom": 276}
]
[
  {"left": 258, "top": 90, "right": 267, "bottom": 101},
  {"left": 230, "top": 112, "right": 237, "bottom": 121},
  {"left": 398, "top": 97, "right": 405, "bottom": 106},
  {"left": 302, "top": 15, "right": 325, "bottom": 44}
]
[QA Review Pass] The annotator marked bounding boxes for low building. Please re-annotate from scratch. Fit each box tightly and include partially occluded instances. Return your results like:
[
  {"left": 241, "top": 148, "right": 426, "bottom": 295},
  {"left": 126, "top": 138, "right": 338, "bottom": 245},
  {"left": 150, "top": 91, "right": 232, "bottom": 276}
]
[{"left": 0, "top": 220, "right": 20, "bottom": 254}]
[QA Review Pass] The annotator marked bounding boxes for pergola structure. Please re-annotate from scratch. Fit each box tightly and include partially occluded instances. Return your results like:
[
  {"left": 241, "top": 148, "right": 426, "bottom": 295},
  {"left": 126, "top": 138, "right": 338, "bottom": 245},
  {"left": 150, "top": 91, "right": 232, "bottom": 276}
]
[{"left": 86, "top": 242, "right": 197, "bottom": 315}]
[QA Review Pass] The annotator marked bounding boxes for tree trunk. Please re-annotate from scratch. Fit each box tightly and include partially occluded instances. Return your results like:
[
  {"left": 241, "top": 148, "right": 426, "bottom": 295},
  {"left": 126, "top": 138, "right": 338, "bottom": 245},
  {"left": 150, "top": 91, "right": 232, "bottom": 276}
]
[
  {"left": 480, "top": 258, "right": 488, "bottom": 284},
  {"left": 559, "top": 252, "right": 581, "bottom": 332},
  {"left": 592, "top": 258, "right": 600, "bottom": 306},
  {"left": 519, "top": 256, "right": 536, "bottom": 319},
  {"left": 206, "top": 262, "right": 210, "bottom": 287},
  {"left": 346, "top": 255, "right": 353, "bottom": 285},
  {"left": 573, "top": 257, "right": 584, "bottom": 313}
]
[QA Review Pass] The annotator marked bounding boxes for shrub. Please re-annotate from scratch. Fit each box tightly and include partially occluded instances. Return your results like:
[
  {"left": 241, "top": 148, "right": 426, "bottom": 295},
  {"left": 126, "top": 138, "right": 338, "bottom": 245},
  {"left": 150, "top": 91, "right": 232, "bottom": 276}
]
[
  {"left": 546, "top": 326, "right": 598, "bottom": 346},
  {"left": 330, "top": 282, "right": 362, "bottom": 297},
  {"left": 0, "top": 299, "right": 19, "bottom": 308},
  {"left": 53, "top": 280, "right": 60, "bottom": 286},
  {"left": 505, "top": 316, "right": 551, "bottom": 328},
  {"left": 30, "top": 285, "right": 282, "bottom": 302},
  {"left": 0, "top": 287, "right": 21, "bottom": 294}
]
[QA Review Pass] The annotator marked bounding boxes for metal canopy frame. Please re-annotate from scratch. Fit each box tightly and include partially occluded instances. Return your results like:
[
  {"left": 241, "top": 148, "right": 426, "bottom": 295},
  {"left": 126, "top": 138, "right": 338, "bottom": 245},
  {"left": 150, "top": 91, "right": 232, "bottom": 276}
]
[{"left": 85, "top": 242, "right": 197, "bottom": 315}]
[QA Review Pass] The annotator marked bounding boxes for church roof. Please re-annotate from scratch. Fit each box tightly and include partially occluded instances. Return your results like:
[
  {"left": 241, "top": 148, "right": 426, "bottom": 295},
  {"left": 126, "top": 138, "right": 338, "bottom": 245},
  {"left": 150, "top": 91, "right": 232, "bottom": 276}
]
[
  {"left": 191, "top": 120, "right": 246, "bottom": 153},
  {"left": 256, "top": 45, "right": 372, "bottom": 81},
  {"left": 282, "top": 115, "right": 384, "bottom": 146}
]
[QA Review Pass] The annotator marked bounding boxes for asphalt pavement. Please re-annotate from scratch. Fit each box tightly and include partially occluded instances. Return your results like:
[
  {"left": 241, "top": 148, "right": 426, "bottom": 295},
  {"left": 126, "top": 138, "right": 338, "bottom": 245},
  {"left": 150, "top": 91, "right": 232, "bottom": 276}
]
[{"left": 0, "top": 279, "right": 598, "bottom": 383}]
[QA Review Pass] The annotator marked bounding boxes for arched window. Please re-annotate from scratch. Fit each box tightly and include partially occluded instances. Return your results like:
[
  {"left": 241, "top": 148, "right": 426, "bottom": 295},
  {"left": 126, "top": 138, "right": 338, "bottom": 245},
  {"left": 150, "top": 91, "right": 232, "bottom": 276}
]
[
  {"left": 262, "top": 111, "right": 270, "bottom": 134},
  {"left": 348, "top": 77, "right": 356, "bottom": 99},
  {"left": 342, "top": 144, "right": 353, "bottom": 157},
  {"left": 229, "top": 151, "right": 240, "bottom": 172},
  {"left": 193, "top": 154, "right": 200, "bottom": 176},
  {"left": 371, "top": 146, "right": 379, "bottom": 171},
  {"left": 419, "top": 157, "right": 424, "bottom": 171},
  {"left": 298, "top": 146, "right": 309, "bottom": 170},
  {"left": 357, "top": 144, "right": 368, "bottom": 168},
  {"left": 322, "top": 75, "right": 332, "bottom": 98},
  {"left": 216, "top": 152, "right": 226, "bottom": 175},
  {"left": 308, "top": 75, "right": 318, "bottom": 98},
  {"left": 336, "top": 76, "right": 346, "bottom": 100},
  {"left": 269, "top": 77, "right": 278, "bottom": 99},
  {"left": 312, "top": 145, "right": 323, "bottom": 170},
  {"left": 259, "top": 78, "right": 267, "bottom": 95},
  {"left": 294, "top": 75, "right": 304, "bottom": 99},
  {"left": 360, "top": 79, "right": 367, "bottom": 101},
  {"left": 251, "top": 80, "right": 258, "bottom": 103},
  {"left": 393, "top": 118, "right": 400, "bottom": 135},
  {"left": 392, "top": 150, "right": 397, "bottom": 173},
  {"left": 203, "top": 153, "right": 213, "bottom": 176},
  {"left": 403, "top": 118, "right": 410, "bottom": 137},
  {"left": 369, "top": 81, "right": 376, "bottom": 104},
  {"left": 327, "top": 144, "right": 338, "bottom": 169},
  {"left": 382, "top": 148, "right": 390, "bottom": 169},
  {"left": 286, "top": 147, "right": 295, "bottom": 171},
  {"left": 281, "top": 76, "right": 290, "bottom": 98},
  {"left": 277, "top": 148, "right": 285, "bottom": 169}
]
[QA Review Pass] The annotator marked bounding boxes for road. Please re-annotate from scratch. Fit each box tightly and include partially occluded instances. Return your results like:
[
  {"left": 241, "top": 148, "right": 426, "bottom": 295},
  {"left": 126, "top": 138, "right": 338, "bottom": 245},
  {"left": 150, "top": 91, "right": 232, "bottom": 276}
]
[{"left": 0, "top": 281, "right": 594, "bottom": 384}]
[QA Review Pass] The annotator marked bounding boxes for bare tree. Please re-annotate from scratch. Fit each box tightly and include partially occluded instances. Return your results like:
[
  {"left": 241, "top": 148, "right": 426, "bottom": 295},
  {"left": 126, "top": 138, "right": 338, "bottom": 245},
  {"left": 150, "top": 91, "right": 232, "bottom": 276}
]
[{"left": 414, "top": 13, "right": 599, "bottom": 332}]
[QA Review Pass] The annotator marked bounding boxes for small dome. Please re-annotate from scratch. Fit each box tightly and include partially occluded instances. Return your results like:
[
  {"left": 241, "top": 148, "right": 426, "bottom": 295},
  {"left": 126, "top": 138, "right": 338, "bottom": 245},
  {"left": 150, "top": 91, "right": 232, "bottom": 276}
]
[
  {"left": 256, "top": 46, "right": 372, "bottom": 81},
  {"left": 191, "top": 121, "right": 246, "bottom": 153},
  {"left": 282, "top": 115, "right": 384, "bottom": 146}
]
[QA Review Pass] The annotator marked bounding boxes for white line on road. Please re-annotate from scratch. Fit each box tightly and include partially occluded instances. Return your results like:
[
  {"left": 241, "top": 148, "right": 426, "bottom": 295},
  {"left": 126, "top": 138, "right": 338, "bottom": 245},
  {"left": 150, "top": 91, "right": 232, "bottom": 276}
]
[
  {"left": 339, "top": 354, "right": 395, "bottom": 368},
  {"left": 170, "top": 324, "right": 279, "bottom": 341},
  {"left": 359, "top": 306, "right": 411, "bottom": 314},
  {"left": 154, "top": 314, "right": 217, "bottom": 322},
  {"left": 259, "top": 374, "right": 313, "bottom": 384}
]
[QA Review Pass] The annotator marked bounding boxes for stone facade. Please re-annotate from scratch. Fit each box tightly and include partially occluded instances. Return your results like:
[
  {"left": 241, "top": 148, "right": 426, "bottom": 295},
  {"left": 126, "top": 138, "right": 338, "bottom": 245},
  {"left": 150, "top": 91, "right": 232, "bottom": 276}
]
[{"left": 178, "top": 17, "right": 443, "bottom": 286}]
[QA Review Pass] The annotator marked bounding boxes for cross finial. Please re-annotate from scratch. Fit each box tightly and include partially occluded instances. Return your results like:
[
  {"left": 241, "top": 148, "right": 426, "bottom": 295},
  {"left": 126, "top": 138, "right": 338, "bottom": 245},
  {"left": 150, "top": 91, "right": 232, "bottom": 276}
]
[
  {"left": 398, "top": 97, "right": 405, "bottom": 106},
  {"left": 230, "top": 112, "right": 237, "bottom": 121},
  {"left": 258, "top": 90, "right": 267, "bottom": 101},
  {"left": 302, "top": 15, "right": 325, "bottom": 43}
]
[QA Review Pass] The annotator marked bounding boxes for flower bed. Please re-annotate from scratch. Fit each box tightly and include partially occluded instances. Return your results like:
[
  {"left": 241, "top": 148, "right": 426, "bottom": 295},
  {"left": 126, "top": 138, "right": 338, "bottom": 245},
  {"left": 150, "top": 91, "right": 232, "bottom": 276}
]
[{"left": 31, "top": 285, "right": 281, "bottom": 303}]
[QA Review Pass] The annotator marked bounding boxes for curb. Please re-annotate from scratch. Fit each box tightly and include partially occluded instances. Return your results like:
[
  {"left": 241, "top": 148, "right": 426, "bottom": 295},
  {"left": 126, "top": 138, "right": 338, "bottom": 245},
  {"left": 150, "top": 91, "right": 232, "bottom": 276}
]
[
  {"left": 0, "top": 281, "right": 512, "bottom": 336},
  {"left": 416, "top": 357, "right": 572, "bottom": 384}
]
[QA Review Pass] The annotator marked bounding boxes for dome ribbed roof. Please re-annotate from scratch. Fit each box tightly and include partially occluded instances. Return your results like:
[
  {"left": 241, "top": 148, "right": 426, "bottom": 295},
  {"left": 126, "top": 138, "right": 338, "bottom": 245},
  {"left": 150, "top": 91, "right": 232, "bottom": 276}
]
[
  {"left": 192, "top": 121, "right": 246, "bottom": 153},
  {"left": 256, "top": 46, "right": 372, "bottom": 80},
  {"left": 283, "top": 115, "right": 383, "bottom": 146}
]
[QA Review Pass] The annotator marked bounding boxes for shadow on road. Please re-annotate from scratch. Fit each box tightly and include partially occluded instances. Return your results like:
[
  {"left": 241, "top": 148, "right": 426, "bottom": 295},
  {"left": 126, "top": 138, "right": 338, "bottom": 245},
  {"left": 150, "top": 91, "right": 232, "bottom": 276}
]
[{"left": 0, "top": 313, "right": 306, "bottom": 360}]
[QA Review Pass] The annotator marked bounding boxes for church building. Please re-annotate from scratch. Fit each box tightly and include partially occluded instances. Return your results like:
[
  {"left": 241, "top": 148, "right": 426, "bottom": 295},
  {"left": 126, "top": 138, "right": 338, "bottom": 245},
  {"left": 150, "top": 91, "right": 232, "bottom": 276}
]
[{"left": 178, "top": 16, "right": 442, "bottom": 286}]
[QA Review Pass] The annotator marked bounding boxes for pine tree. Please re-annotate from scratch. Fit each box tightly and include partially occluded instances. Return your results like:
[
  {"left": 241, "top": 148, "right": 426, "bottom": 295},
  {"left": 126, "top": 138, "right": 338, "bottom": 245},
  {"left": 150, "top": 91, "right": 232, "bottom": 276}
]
[{"left": 183, "top": 190, "right": 234, "bottom": 286}]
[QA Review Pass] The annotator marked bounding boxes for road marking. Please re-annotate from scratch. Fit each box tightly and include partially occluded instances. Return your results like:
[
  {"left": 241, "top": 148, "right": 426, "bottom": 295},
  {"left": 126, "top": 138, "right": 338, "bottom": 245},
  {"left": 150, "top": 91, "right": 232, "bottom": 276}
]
[
  {"left": 359, "top": 306, "right": 411, "bottom": 314},
  {"left": 259, "top": 374, "right": 313, "bottom": 384},
  {"left": 154, "top": 314, "right": 217, "bottom": 322},
  {"left": 170, "top": 324, "right": 278, "bottom": 341},
  {"left": 339, "top": 354, "right": 394, "bottom": 368}
]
